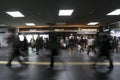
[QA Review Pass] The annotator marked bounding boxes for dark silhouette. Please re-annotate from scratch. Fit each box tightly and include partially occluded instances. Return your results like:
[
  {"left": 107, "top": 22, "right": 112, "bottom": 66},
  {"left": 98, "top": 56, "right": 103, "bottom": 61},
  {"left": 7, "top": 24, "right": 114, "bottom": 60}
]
[
  {"left": 48, "top": 34, "right": 60, "bottom": 69},
  {"left": 79, "top": 36, "right": 84, "bottom": 52},
  {"left": 21, "top": 36, "right": 28, "bottom": 56},
  {"left": 35, "top": 35, "right": 41, "bottom": 55},
  {"left": 6, "top": 28, "right": 26, "bottom": 67},
  {"left": 93, "top": 34, "right": 113, "bottom": 69}
]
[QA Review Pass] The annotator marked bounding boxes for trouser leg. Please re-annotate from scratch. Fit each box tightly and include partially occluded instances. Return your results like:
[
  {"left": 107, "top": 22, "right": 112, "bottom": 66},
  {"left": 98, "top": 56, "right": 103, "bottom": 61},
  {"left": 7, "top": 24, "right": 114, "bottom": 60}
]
[
  {"left": 87, "top": 46, "right": 90, "bottom": 54},
  {"left": 6, "top": 55, "right": 15, "bottom": 66},
  {"left": 17, "top": 56, "right": 25, "bottom": 65},
  {"left": 36, "top": 47, "right": 39, "bottom": 55},
  {"left": 108, "top": 57, "right": 113, "bottom": 67},
  {"left": 92, "top": 47, "right": 97, "bottom": 55},
  {"left": 50, "top": 56, "right": 54, "bottom": 68}
]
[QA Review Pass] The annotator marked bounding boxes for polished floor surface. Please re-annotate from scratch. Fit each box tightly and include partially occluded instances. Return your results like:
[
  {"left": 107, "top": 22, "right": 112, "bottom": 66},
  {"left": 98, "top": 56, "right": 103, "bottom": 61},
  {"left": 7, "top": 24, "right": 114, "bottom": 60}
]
[{"left": 0, "top": 47, "right": 120, "bottom": 80}]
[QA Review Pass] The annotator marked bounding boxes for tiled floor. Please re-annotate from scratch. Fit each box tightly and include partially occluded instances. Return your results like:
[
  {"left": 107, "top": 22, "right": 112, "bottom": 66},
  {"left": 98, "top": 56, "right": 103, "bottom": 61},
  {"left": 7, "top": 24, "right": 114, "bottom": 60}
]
[{"left": 0, "top": 47, "right": 120, "bottom": 80}]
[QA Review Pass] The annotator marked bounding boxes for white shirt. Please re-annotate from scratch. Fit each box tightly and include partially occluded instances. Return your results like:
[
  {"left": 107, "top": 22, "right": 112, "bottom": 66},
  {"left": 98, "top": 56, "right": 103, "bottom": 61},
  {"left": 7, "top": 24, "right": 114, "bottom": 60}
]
[{"left": 88, "top": 38, "right": 94, "bottom": 46}]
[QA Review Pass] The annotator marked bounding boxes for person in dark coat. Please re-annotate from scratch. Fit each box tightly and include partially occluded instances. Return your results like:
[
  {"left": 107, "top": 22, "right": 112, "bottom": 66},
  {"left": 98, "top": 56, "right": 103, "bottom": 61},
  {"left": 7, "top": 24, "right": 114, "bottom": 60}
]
[
  {"left": 69, "top": 36, "right": 75, "bottom": 50},
  {"left": 93, "top": 34, "right": 113, "bottom": 69},
  {"left": 79, "top": 36, "right": 84, "bottom": 52},
  {"left": 21, "top": 36, "right": 28, "bottom": 56},
  {"left": 36, "top": 35, "right": 41, "bottom": 55},
  {"left": 44, "top": 38, "right": 49, "bottom": 49},
  {"left": 48, "top": 34, "right": 60, "bottom": 69},
  {"left": 6, "top": 28, "right": 26, "bottom": 67}
]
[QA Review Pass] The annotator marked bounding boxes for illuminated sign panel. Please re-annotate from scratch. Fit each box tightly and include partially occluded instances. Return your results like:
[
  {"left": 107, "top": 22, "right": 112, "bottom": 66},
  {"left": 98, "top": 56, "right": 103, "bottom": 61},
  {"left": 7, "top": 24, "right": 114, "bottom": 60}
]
[{"left": 81, "top": 29, "right": 97, "bottom": 31}]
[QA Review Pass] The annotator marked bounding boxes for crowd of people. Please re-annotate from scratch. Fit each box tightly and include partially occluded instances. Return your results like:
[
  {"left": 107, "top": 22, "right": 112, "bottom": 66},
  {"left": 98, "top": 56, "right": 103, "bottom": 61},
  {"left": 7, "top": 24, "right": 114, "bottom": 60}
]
[{"left": 5, "top": 28, "right": 120, "bottom": 69}]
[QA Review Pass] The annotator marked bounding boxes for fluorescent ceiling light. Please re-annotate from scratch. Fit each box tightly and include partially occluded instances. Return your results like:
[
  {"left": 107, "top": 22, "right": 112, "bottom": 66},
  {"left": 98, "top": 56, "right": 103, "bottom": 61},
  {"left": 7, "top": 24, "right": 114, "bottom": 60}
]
[
  {"left": 59, "top": 9, "right": 74, "bottom": 16},
  {"left": 6, "top": 11, "right": 25, "bottom": 17},
  {"left": 87, "top": 22, "right": 99, "bottom": 25},
  {"left": 25, "top": 23, "right": 35, "bottom": 26},
  {"left": 107, "top": 9, "right": 120, "bottom": 15}
]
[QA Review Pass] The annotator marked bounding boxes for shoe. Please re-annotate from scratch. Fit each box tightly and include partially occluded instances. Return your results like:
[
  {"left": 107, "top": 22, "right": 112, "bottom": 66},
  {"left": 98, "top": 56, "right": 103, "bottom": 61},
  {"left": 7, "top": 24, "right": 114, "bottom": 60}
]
[
  {"left": 108, "top": 66, "right": 113, "bottom": 69},
  {"left": 6, "top": 63, "right": 11, "bottom": 67},
  {"left": 36, "top": 53, "right": 39, "bottom": 55}
]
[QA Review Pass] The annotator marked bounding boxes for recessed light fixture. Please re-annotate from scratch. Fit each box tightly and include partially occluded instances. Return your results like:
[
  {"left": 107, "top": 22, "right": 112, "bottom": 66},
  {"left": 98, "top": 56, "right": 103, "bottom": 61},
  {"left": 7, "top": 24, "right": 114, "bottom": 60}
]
[
  {"left": 87, "top": 22, "right": 99, "bottom": 25},
  {"left": 6, "top": 11, "right": 25, "bottom": 17},
  {"left": 107, "top": 9, "right": 120, "bottom": 15},
  {"left": 25, "top": 23, "right": 35, "bottom": 26},
  {"left": 59, "top": 9, "right": 74, "bottom": 16}
]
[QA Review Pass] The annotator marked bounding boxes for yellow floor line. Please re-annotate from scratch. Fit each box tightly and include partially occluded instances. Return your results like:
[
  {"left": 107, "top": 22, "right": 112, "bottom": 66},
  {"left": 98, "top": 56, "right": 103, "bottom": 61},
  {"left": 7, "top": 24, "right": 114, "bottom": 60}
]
[{"left": 0, "top": 61, "right": 120, "bottom": 65}]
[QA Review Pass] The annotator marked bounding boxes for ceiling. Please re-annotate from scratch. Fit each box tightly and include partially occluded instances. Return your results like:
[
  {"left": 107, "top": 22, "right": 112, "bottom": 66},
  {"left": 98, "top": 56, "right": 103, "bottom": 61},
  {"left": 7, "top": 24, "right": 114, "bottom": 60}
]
[{"left": 0, "top": 0, "right": 120, "bottom": 27}]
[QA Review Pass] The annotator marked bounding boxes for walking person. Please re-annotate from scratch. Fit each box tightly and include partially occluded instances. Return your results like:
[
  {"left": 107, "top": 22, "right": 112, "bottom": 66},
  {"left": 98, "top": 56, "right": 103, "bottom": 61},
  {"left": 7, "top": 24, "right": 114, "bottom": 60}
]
[
  {"left": 35, "top": 35, "right": 41, "bottom": 55},
  {"left": 93, "top": 34, "right": 113, "bottom": 69},
  {"left": 48, "top": 34, "right": 59, "bottom": 69},
  {"left": 79, "top": 36, "right": 84, "bottom": 52},
  {"left": 6, "top": 28, "right": 26, "bottom": 67},
  {"left": 87, "top": 36, "right": 96, "bottom": 55},
  {"left": 21, "top": 36, "right": 29, "bottom": 56},
  {"left": 30, "top": 36, "right": 36, "bottom": 51}
]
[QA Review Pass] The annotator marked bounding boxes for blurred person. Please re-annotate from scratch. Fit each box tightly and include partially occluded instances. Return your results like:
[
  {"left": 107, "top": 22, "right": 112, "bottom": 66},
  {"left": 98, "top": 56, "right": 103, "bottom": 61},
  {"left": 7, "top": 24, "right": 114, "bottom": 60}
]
[
  {"left": 48, "top": 34, "right": 60, "bottom": 69},
  {"left": 30, "top": 36, "right": 36, "bottom": 51},
  {"left": 111, "top": 36, "right": 119, "bottom": 53},
  {"left": 87, "top": 36, "right": 96, "bottom": 55},
  {"left": 6, "top": 28, "right": 26, "bottom": 67},
  {"left": 60, "top": 37, "right": 65, "bottom": 48},
  {"left": 65, "top": 37, "right": 69, "bottom": 49},
  {"left": 35, "top": 35, "right": 41, "bottom": 55},
  {"left": 79, "top": 36, "right": 84, "bottom": 52},
  {"left": 93, "top": 34, "right": 113, "bottom": 69},
  {"left": 44, "top": 38, "right": 50, "bottom": 49},
  {"left": 69, "top": 36, "right": 75, "bottom": 50},
  {"left": 20, "top": 36, "right": 29, "bottom": 58},
  {"left": 39, "top": 36, "right": 44, "bottom": 50},
  {"left": 84, "top": 37, "right": 88, "bottom": 48}
]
